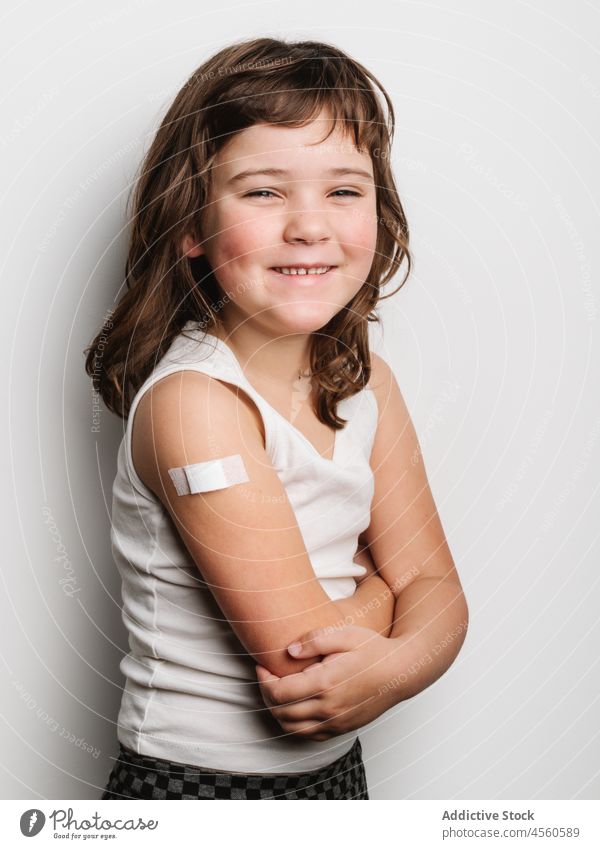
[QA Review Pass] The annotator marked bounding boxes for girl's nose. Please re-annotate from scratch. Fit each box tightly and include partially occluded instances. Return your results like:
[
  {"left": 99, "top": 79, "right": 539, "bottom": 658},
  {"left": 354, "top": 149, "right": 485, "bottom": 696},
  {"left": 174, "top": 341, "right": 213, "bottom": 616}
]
[{"left": 282, "top": 207, "right": 332, "bottom": 244}]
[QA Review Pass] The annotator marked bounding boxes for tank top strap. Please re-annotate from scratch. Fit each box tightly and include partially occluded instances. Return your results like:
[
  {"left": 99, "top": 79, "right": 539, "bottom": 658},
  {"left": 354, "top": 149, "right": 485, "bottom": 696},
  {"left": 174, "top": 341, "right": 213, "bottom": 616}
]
[{"left": 185, "top": 325, "right": 282, "bottom": 458}]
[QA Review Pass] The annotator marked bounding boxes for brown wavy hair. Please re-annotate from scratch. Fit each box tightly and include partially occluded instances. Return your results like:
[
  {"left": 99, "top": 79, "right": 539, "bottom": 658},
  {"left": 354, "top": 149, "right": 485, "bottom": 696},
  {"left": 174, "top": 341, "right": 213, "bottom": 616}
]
[{"left": 83, "top": 36, "right": 412, "bottom": 426}]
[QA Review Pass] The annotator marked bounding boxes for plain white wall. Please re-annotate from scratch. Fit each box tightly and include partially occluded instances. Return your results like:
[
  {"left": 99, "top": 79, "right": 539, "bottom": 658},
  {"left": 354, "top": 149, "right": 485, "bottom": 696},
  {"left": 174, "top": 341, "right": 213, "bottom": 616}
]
[{"left": 1, "top": 0, "right": 598, "bottom": 800}]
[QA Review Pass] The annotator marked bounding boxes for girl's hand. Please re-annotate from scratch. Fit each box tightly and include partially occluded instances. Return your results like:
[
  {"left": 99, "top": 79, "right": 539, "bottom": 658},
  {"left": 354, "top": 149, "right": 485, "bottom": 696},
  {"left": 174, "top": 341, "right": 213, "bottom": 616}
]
[{"left": 255, "top": 625, "right": 399, "bottom": 741}]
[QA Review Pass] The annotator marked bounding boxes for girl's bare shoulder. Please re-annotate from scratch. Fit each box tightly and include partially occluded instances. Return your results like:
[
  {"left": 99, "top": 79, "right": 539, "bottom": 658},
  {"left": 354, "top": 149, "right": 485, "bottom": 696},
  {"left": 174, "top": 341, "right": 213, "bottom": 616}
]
[
  {"left": 367, "top": 352, "right": 394, "bottom": 415},
  {"left": 131, "top": 370, "right": 265, "bottom": 497}
]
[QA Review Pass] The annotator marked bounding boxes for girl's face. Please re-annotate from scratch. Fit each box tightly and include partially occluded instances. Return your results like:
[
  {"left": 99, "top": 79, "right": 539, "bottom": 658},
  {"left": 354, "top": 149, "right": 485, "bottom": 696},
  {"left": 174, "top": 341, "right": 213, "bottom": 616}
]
[{"left": 183, "top": 111, "right": 379, "bottom": 337}]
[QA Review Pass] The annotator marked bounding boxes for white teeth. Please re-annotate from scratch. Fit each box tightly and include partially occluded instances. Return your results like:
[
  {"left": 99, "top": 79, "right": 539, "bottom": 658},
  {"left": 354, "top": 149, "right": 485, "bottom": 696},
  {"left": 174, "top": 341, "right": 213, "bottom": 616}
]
[{"left": 273, "top": 266, "right": 331, "bottom": 276}]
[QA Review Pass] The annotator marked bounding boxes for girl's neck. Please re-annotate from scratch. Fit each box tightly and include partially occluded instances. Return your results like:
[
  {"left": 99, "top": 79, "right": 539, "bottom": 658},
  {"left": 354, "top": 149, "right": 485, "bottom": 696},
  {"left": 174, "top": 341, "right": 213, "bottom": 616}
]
[{"left": 210, "top": 318, "right": 312, "bottom": 386}]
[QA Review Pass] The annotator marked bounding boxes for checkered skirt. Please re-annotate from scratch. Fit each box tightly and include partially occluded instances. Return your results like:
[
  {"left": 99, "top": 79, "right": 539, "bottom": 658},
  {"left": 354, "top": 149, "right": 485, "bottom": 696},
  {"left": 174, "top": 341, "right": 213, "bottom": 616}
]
[{"left": 101, "top": 737, "right": 369, "bottom": 800}]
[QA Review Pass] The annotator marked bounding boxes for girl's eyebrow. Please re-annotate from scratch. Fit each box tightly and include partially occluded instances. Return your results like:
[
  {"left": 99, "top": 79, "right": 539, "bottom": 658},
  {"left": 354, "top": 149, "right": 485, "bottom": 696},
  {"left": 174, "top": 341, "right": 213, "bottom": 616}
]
[{"left": 226, "top": 166, "right": 374, "bottom": 185}]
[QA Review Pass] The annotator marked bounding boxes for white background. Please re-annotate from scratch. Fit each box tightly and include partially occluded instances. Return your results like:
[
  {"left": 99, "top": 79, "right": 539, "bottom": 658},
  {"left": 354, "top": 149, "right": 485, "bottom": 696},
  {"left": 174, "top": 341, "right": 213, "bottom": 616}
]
[{"left": 0, "top": 0, "right": 598, "bottom": 800}]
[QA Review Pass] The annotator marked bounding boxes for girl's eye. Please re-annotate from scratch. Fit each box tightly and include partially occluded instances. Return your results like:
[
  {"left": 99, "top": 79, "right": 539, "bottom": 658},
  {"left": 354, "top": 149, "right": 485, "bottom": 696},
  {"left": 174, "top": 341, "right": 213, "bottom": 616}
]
[
  {"left": 244, "top": 190, "right": 278, "bottom": 198},
  {"left": 243, "top": 188, "right": 362, "bottom": 199},
  {"left": 330, "top": 189, "right": 361, "bottom": 197}
]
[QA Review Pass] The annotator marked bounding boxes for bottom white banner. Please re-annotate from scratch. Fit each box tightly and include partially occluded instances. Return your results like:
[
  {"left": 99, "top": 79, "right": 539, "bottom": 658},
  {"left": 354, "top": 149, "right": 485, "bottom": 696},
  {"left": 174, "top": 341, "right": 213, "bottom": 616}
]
[{"left": 1, "top": 799, "right": 598, "bottom": 847}]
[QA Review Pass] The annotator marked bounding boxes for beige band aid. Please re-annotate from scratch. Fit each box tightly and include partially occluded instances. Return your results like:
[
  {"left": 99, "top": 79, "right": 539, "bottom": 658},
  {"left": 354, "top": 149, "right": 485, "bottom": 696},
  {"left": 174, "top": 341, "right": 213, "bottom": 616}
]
[{"left": 168, "top": 454, "right": 250, "bottom": 496}]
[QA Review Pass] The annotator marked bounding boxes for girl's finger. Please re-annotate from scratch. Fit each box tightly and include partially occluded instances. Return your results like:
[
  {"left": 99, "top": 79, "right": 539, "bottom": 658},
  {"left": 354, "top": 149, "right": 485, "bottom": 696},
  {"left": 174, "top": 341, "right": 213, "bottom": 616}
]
[
  {"left": 260, "top": 662, "right": 330, "bottom": 705},
  {"left": 267, "top": 697, "right": 324, "bottom": 724},
  {"left": 287, "top": 625, "right": 371, "bottom": 659},
  {"left": 277, "top": 720, "right": 332, "bottom": 741},
  {"left": 255, "top": 664, "right": 278, "bottom": 682}
]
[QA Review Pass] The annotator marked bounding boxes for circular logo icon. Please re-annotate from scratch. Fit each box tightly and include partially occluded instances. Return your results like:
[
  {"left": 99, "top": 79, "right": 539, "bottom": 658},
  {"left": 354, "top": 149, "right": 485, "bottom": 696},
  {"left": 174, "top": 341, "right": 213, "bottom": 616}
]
[{"left": 20, "top": 809, "right": 46, "bottom": 836}]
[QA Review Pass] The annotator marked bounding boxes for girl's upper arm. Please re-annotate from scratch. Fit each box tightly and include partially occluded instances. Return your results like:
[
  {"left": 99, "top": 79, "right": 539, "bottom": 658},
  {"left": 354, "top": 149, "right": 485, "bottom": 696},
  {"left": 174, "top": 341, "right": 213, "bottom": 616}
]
[
  {"left": 131, "top": 370, "right": 349, "bottom": 678},
  {"left": 363, "top": 354, "right": 460, "bottom": 597}
]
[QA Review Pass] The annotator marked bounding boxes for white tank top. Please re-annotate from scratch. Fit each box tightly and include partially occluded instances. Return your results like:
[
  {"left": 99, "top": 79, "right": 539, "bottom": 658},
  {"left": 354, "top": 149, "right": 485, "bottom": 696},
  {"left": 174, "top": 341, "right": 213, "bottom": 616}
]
[{"left": 110, "top": 320, "right": 379, "bottom": 773}]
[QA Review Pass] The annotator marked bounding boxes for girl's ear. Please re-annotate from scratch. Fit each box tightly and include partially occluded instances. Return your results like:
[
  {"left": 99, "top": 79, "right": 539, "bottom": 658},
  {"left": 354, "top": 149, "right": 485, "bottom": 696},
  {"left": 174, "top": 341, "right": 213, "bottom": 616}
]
[{"left": 181, "top": 232, "right": 204, "bottom": 258}]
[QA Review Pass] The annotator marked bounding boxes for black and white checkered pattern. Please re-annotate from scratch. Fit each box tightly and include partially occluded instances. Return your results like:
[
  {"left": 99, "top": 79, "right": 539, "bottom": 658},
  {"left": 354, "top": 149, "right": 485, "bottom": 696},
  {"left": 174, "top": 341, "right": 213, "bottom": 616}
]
[{"left": 101, "top": 737, "right": 369, "bottom": 800}]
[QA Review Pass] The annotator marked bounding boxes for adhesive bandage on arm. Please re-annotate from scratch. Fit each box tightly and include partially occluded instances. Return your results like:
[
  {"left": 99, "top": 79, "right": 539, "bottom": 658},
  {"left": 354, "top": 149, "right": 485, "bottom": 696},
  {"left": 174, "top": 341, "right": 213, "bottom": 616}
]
[{"left": 167, "top": 454, "right": 250, "bottom": 496}]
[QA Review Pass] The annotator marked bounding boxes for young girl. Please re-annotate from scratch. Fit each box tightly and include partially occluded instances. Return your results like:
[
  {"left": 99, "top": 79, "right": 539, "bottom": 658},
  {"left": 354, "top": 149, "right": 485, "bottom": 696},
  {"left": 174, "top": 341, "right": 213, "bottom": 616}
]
[{"left": 87, "top": 37, "right": 468, "bottom": 800}]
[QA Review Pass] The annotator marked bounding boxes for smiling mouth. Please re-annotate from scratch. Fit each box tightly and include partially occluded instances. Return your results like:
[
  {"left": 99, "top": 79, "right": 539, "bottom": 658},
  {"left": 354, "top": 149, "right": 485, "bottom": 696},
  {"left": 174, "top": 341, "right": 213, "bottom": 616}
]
[{"left": 270, "top": 266, "right": 336, "bottom": 277}]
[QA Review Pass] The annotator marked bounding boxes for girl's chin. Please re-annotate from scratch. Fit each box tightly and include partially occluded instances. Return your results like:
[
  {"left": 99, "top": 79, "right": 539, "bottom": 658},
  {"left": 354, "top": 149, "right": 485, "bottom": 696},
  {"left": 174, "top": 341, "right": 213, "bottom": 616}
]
[{"left": 269, "top": 306, "right": 338, "bottom": 333}]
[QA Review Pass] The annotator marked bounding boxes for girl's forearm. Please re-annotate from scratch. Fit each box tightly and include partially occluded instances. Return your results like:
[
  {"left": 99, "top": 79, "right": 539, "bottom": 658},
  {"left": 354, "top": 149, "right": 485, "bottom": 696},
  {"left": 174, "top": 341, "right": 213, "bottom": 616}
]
[
  {"left": 380, "top": 575, "right": 469, "bottom": 702},
  {"left": 334, "top": 573, "right": 395, "bottom": 636}
]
